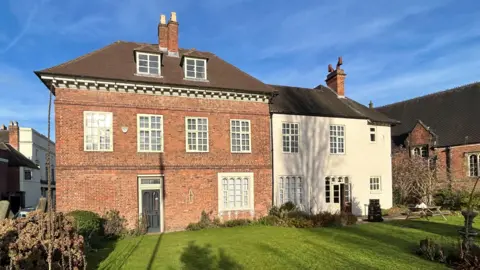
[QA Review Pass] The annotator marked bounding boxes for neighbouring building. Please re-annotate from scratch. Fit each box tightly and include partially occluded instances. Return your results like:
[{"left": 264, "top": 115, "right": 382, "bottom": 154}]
[
  {"left": 35, "top": 12, "right": 396, "bottom": 232},
  {"left": 36, "top": 12, "right": 274, "bottom": 232},
  {"left": 0, "top": 122, "right": 39, "bottom": 212},
  {"left": 269, "top": 60, "right": 397, "bottom": 216},
  {"left": 377, "top": 82, "right": 480, "bottom": 190}
]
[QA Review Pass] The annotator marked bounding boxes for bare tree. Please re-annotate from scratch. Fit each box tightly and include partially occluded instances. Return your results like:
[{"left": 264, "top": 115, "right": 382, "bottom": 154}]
[{"left": 392, "top": 146, "right": 445, "bottom": 205}]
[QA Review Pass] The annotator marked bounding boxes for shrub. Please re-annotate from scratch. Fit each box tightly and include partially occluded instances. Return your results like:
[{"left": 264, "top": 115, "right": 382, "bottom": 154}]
[
  {"left": 382, "top": 206, "right": 408, "bottom": 217},
  {"left": 222, "top": 219, "right": 252, "bottom": 227},
  {"left": 68, "top": 210, "right": 102, "bottom": 237},
  {"left": 186, "top": 211, "right": 220, "bottom": 231},
  {"left": 279, "top": 202, "right": 296, "bottom": 212},
  {"left": 0, "top": 211, "right": 85, "bottom": 269},
  {"left": 285, "top": 218, "right": 314, "bottom": 228},
  {"left": 257, "top": 215, "right": 285, "bottom": 226},
  {"left": 102, "top": 209, "right": 126, "bottom": 238},
  {"left": 434, "top": 189, "right": 480, "bottom": 211},
  {"left": 127, "top": 214, "right": 148, "bottom": 236},
  {"left": 417, "top": 238, "right": 447, "bottom": 262},
  {"left": 311, "top": 212, "right": 336, "bottom": 227}
]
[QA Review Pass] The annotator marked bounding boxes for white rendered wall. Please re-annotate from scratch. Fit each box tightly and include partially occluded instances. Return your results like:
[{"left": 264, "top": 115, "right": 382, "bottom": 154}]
[
  {"left": 272, "top": 114, "right": 393, "bottom": 216},
  {"left": 18, "top": 128, "right": 56, "bottom": 207}
]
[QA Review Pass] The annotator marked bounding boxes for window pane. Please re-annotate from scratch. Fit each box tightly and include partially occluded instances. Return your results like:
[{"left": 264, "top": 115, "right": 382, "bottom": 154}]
[
  {"left": 196, "top": 60, "right": 205, "bottom": 67},
  {"left": 139, "top": 67, "right": 148, "bottom": 73},
  {"left": 139, "top": 54, "right": 148, "bottom": 60},
  {"left": 149, "top": 68, "right": 159, "bottom": 74},
  {"left": 186, "top": 59, "right": 195, "bottom": 65},
  {"left": 187, "top": 71, "right": 195, "bottom": 77}
]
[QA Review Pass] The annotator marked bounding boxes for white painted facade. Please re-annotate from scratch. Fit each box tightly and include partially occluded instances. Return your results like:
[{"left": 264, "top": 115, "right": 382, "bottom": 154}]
[
  {"left": 18, "top": 128, "right": 56, "bottom": 207},
  {"left": 272, "top": 114, "right": 393, "bottom": 216}
]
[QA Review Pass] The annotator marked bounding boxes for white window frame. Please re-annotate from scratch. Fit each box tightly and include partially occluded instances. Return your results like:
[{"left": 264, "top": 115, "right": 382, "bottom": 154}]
[
  {"left": 282, "top": 122, "right": 299, "bottom": 153},
  {"left": 329, "top": 125, "right": 345, "bottom": 154},
  {"left": 185, "top": 117, "right": 209, "bottom": 152},
  {"left": 278, "top": 175, "right": 304, "bottom": 206},
  {"left": 137, "top": 114, "right": 164, "bottom": 153},
  {"left": 230, "top": 119, "right": 251, "bottom": 153},
  {"left": 370, "top": 176, "right": 382, "bottom": 193},
  {"left": 369, "top": 126, "right": 376, "bottom": 143},
  {"left": 218, "top": 172, "right": 254, "bottom": 212},
  {"left": 468, "top": 154, "right": 480, "bottom": 177},
  {"left": 24, "top": 169, "right": 32, "bottom": 181},
  {"left": 184, "top": 57, "right": 207, "bottom": 80},
  {"left": 83, "top": 111, "right": 113, "bottom": 152},
  {"left": 412, "top": 146, "right": 428, "bottom": 157},
  {"left": 136, "top": 52, "right": 161, "bottom": 76}
]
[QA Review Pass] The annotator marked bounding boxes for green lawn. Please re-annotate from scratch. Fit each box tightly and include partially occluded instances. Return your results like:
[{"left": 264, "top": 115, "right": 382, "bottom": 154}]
[{"left": 89, "top": 216, "right": 477, "bottom": 270}]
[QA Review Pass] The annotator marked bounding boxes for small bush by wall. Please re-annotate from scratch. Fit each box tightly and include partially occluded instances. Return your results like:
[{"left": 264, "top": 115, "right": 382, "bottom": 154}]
[
  {"left": 67, "top": 210, "right": 102, "bottom": 238},
  {"left": 102, "top": 209, "right": 126, "bottom": 239}
]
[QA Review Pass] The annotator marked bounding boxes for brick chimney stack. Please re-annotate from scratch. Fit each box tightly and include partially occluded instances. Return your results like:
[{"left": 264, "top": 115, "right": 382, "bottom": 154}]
[
  {"left": 8, "top": 121, "right": 19, "bottom": 150},
  {"left": 167, "top": 12, "right": 179, "bottom": 57},
  {"left": 158, "top": 14, "right": 168, "bottom": 51},
  {"left": 326, "top": 57, "right": 346, "bottom": 97}
]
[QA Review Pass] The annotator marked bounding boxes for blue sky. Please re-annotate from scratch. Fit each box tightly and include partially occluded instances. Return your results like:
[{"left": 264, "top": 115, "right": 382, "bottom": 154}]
[{"left": 1, "top": 0, "right": 480, "bottom": 139}]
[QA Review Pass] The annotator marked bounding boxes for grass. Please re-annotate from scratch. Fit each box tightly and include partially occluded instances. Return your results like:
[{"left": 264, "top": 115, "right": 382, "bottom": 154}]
[{"left": 88, "top": 216, "right": 477, "bottom": 269}]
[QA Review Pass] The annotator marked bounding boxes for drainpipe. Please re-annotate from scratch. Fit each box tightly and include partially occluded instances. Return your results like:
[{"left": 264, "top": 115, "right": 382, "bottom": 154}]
[{"left": 270, "top": 112, "right": 275, "bottom": 207}]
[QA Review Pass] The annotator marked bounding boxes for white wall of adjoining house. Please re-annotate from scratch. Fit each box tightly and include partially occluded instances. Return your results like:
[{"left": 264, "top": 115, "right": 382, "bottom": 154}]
[
  {"left": 272, "top": 114, "right": 393, "bottom": 216},
  {"left": 18, "top": 128, "right": 56, "bottom": 207}
]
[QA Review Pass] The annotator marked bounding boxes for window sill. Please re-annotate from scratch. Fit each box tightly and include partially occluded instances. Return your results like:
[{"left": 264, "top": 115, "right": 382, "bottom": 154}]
[
  {"left": 231, "top": 151, "right": 252, "bottom": 154},
  {"left": 84, "top": 150, "right": 114, "bottom": 152},
  {"left": 137, "top": 151, "right": 164, "bottom": 153},
  {"left": 183, "top": 78, "right": 209, "bottom": 83},
  {"left": 134, "top": 73, "right": 163, "bottom": 78},
  {"left": 329, "top": 153, "right": 346, "bottom": 155},
  {"left": 186, "top": 151, "right": 209, "bottom": 153},
  {"left": 218, "top": 208, "right": 254, "bottom": 213}
]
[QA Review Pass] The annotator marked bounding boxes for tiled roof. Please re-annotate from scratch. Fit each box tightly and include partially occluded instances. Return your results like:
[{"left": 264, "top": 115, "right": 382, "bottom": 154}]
[
  {"left": 35, "top": 41, "right": 275, "bottom": 94},
  {"left": 377, "top": 82, "right": 480, "bottom": 147},
  {"left": 269, "top": 84, "right": 398, "bottom": 124},
  {"left": 0, "top": 143, "right": 39, "bottom": 169}
]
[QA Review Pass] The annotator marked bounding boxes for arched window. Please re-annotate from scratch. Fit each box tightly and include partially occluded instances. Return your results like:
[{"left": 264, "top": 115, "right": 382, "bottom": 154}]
[
  {"left": 413, "top": 147, "right": 421, "bottom": 156},
  {"left": 469, "top": 155, "right": 479, "bottom": 177}
]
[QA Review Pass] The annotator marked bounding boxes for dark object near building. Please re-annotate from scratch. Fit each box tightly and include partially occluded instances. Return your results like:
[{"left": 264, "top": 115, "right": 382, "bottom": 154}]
[{"left": 368, "top": 199, "right": 384, "bottom": 222}]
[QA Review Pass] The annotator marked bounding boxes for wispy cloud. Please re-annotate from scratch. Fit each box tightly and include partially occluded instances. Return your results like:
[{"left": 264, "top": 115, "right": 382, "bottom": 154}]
[{"left": 0, "top": 0, "right": 44, "bottom": 54}]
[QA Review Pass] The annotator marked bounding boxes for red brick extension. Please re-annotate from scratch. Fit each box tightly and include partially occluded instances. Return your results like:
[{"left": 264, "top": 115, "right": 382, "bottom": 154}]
[
  {"left": 54, "top": 88, "right": 272, "bottom": 231},
  {"left": 402, "top": 122, "right": 480, "bottom": 190}
]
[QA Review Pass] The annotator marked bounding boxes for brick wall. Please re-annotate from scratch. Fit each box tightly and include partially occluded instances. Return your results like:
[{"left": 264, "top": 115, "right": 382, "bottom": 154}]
[
  {"left": 405, "top": 122, "right": 434, "bottom": 147},
  {"left": 55, "top": 88, "right": 272, "bottom": 230}
]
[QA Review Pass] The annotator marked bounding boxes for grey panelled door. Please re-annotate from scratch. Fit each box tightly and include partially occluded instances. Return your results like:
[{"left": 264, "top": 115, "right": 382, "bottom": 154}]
[{"left": 142, "top": 189, "right": 160, "bottom": 232}]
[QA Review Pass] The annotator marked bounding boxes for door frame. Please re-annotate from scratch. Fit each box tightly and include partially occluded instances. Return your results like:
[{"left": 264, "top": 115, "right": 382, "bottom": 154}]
[{"left": 138, "top": 175, "right": 164, "bottom": 233}]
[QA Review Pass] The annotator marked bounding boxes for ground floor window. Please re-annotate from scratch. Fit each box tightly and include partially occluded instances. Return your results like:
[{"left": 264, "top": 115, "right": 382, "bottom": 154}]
[
  {"left": 278, "top": 176, "right": 304, "bottom": 205},
  {"left": 218, "top": 173, "right": 254, "bottom": 212},
  {"left": 468, "top": 154, "right": 479, "bottom": 177},
  {"left": 370, "top": 177, "right": 381, "bottom": 191}
]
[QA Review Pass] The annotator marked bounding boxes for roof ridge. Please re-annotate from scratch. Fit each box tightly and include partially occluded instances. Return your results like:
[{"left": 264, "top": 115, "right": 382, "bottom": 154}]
[
  {"left": 39, "top": 41, "right": 124, "bottom": 73},
  {"left": 377, "top": 81, "right": 480, "bottom": 109}
]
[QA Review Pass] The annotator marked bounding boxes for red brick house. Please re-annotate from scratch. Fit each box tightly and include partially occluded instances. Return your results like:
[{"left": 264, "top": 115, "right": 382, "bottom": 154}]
[
  {"left": 0, "top": 123, "right": 39, "bottom": 212},
  {"left": 35, "top": 12, "right": 274, "bottom": 232},
  {"left": 377, "top": 82, "right": 480, "bottom": 190}
]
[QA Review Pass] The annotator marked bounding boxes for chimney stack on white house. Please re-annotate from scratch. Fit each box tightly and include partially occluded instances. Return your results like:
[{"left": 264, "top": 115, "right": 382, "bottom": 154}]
[{"left": 326, "top": 57, "right": 346, "bottom": 97}]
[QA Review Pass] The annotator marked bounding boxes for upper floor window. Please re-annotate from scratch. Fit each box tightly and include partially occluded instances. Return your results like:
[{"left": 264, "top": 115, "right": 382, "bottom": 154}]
[
  {"left": 184, "top": 57, "right": 207, "bottom": 80},
  {"left": 136, "top": 53, "right": 160, "bottom": 75},
  {"left": 282, "top": 123, "right": 299, "bottom": 153},
  {"left": 231, "top": 120, "right": 251, "bottom": 153},
  {"left": 137, "top": 114, "right": 163, "bottom": 152},
  {"left": 186, "top": 117, "right": 209, "bottom": 152},
  {"left": 84, "top": 112, "right": 113, "bottom": 151},
  {"left": 468, "top": 154, "right": 479, "bottom": 177},
  {"left": 370, "top": 176, "right": 381, "bottom": 192},
  {"left": 369, "top": 127, "right": 376, "bottom": 142},
  {"left": 329, "top": 125, "right": 345, "bottom": 154},
  {"left": 24, "top": 170, "right": 32, "bottom": 180},
  {"left": 412, "top": 146, "right": 428, "bottom": 158}
]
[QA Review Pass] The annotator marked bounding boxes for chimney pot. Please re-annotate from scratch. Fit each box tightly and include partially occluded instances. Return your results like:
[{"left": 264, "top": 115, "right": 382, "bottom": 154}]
[
  {"left": 369, "top": 101, "right": 374, "bottom": 109},
  {"left": 1, "top": 124, "right": 5, "bottom": 130},
  {"left": 160, "top": 14, "right": 166, "bottom": 25},
  {"left": 170, "top": 12, "right": 177, "bottom": 22}
]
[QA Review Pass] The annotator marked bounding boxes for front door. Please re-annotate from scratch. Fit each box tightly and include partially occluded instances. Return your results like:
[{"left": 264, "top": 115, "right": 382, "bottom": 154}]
[{"left": 142, "top": 189, "right": 160, "bottom": 233}]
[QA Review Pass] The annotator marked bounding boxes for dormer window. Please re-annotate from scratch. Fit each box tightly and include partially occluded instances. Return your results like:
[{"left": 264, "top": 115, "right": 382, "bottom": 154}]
[
  {"left": 136, "top": 52, "right": 160, "bottom": 76},
  {"left": 184, "top": 57, "right": 206, "bottom": 80}
]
